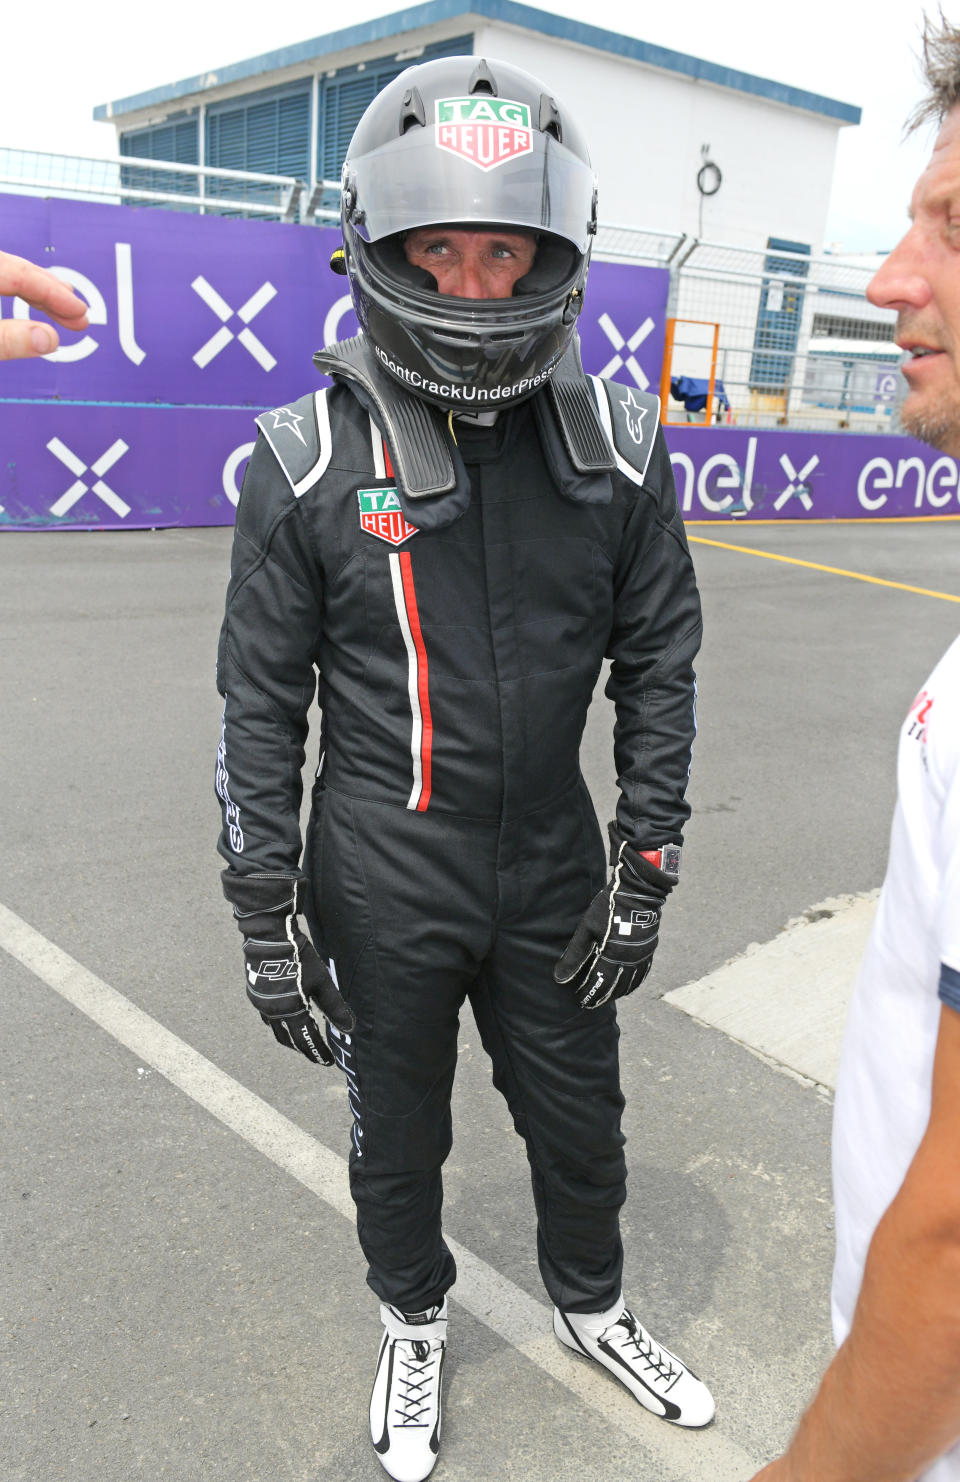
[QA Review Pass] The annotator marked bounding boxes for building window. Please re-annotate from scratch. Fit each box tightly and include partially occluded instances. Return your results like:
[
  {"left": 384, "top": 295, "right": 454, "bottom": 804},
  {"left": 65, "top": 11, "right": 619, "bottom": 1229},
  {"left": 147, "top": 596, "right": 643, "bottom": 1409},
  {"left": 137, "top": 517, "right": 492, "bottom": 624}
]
[
  {"left": 204, "top": 83, "right": 311, "bottom": 213},
  {"left": 115, "top": 33, "right": 473, "bottom": 218},
  {"left": 207, "top": 85, "right": 311, "bottom": 178},
  {"left": 119, "top": 116, "right": 199, "bottom": 206},
  {"left": 749, "top": 237, "right": 811, "bottom": 395},
  {"left": 811, "top": 313, "right": 896, "bottom": 342}
]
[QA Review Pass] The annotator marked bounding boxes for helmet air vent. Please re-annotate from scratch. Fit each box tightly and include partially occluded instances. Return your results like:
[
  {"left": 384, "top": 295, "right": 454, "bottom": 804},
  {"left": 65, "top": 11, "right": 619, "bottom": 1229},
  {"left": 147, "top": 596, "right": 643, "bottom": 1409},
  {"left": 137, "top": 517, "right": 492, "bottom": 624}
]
[
  {"left": 538, "top": 94, "right": 563, "bottom": 143},
  {"left": 399, "top": 87, "right": 426, "bottom": 134},
  {"left": 468, "top": 58, "right": 499, "bottom": 95}
]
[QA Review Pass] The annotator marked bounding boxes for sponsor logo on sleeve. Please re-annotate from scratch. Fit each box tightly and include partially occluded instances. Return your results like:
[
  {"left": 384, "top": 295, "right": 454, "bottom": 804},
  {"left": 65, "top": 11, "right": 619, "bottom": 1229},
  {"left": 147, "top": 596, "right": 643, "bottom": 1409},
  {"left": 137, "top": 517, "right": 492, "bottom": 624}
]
[
  {"left": 269, "top": 406, "right": 306, "bottom": 444},
  {"left": 906, "top": 689, "right": 934, "bottom": 767},
  {"left": 619, "top": 388, "right": 649, "bottom": 445}
]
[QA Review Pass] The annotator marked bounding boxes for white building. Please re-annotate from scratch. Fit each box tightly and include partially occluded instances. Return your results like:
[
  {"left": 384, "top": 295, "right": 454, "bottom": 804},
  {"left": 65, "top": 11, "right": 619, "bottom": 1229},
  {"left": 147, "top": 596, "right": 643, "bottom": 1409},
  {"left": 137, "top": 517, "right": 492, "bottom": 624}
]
[{"left": 94, "top": 0, "right": 860, "bottom": 254}]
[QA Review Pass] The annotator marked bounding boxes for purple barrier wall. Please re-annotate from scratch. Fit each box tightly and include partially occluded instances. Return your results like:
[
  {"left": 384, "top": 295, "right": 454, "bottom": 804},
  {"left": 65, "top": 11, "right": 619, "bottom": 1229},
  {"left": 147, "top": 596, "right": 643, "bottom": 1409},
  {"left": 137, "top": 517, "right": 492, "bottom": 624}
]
[
  {"left": 4, "top": 194, "right": 950, "bottom": 528},
  {"left": 1, "top": 404, "right": 253, "bottom": 529},
  {"left": 666, "top": 426, "right": 960, "bottom": 520},
  {"left": 0, "top": 194, "right": 669, "bottom": 529}
]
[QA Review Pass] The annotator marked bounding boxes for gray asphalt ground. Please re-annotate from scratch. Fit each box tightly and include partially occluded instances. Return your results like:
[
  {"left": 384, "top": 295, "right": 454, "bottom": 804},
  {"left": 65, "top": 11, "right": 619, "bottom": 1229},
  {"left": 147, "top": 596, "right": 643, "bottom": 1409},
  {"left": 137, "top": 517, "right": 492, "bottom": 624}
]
[{"left": 2, "top": 516, "right": 959, "bottom": 1482}]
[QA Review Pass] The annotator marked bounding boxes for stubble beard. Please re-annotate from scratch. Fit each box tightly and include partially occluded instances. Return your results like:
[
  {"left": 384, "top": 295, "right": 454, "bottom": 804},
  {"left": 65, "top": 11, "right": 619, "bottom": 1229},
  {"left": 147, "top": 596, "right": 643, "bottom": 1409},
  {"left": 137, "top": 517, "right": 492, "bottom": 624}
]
[{"left": 900, "top": 383, "right": 960, "bottom": 453}]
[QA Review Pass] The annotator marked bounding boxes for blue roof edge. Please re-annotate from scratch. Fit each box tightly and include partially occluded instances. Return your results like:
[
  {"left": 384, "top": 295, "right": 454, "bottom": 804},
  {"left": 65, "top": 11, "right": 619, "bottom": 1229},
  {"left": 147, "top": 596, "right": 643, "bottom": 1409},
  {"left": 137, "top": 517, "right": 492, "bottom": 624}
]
[{"left": 93, "top": 0, "right": 861, "bottom": 126}]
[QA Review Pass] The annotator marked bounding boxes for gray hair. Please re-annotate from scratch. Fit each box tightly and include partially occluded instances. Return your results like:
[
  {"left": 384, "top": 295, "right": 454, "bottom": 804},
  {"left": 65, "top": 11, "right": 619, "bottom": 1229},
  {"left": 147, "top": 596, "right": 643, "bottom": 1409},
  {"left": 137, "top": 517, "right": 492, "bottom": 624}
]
[{"left": 908, "top": 9, "right": 960, "bottom": 132}]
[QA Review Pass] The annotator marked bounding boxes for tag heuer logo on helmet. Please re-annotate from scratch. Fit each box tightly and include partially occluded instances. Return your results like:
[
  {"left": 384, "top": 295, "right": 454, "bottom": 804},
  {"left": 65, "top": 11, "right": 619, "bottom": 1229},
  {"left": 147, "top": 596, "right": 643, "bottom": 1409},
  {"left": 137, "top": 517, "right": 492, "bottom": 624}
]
[
  {"left": 435, "top": 96, "right": 533, "bottom": 170},
  {"left": 358, "top": 488, "right": 418, "bottom": 546}
]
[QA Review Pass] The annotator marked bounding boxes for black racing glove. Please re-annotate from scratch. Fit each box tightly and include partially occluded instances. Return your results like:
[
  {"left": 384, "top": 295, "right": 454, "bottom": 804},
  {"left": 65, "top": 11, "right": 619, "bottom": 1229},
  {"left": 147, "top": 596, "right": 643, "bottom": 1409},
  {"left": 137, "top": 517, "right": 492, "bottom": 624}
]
[
  {"left": 554, "top": 828, "right": 678, "bottom": 1011},
  {"left": 221, "top": 871, "right": 355, "bottom": 1067}
]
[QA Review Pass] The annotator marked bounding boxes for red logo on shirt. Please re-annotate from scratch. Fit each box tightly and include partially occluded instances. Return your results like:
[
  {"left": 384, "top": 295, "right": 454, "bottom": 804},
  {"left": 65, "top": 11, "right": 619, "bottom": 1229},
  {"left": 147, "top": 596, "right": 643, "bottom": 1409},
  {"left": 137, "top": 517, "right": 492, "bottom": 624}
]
[{"left": 907, "top": 689, "right": 934, "bottom": 746}]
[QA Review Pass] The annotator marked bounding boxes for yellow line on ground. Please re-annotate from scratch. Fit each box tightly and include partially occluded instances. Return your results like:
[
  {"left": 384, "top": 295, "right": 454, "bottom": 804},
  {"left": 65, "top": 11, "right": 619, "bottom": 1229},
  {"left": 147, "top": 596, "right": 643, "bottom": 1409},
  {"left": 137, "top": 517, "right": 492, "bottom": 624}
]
[
  {"left": 687, "top": 535, "right": 960, "bottom": 603},
  {"left": 685, "top": 515, "right": 960, "bottom": 525}
]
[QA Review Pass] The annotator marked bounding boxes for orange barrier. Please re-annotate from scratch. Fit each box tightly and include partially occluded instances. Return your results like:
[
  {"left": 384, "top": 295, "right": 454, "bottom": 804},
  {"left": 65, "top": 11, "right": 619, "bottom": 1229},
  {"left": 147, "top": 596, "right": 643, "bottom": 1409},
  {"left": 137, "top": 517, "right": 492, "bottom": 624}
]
[{"left": 659, "top": 318, "right": 721, "bottom": 426}]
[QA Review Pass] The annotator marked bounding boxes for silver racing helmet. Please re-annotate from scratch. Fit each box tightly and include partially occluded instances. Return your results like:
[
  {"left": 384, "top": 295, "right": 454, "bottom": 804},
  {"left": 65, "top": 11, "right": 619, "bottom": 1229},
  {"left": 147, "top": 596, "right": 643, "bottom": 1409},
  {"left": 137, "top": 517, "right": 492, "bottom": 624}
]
[{"left": 338, "top": 55, "right": 598, "bottom": 410}]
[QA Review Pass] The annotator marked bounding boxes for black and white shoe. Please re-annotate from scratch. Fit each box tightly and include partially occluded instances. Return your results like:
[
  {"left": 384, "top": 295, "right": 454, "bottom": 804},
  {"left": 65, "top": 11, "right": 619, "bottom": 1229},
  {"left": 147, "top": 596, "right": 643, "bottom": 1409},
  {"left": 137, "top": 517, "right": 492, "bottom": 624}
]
[
  {"left": 370, "top": 1299, "right": 447, "bottom": 1482},
  {"left": 554, "top": 1297, "right": 714, "bottom": 1428}
]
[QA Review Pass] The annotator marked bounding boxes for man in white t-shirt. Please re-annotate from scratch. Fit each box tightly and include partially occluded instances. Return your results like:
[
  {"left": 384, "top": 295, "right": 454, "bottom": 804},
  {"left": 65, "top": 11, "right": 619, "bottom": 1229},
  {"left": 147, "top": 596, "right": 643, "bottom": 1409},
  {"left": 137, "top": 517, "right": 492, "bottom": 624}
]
[{"left": 750, "top": 17, "right": 960, "bottom": 1482}]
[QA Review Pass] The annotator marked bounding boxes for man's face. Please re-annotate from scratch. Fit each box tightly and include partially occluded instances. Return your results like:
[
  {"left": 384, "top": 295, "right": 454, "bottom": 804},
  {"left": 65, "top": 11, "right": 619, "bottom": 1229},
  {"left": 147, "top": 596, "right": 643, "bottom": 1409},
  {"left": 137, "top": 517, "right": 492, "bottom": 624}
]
[
  {"left": 403, "top": 227, "right": 537, "bottom": 299},
  {"left": 868, "top": 106, "right": 960, "bottom": 453}
]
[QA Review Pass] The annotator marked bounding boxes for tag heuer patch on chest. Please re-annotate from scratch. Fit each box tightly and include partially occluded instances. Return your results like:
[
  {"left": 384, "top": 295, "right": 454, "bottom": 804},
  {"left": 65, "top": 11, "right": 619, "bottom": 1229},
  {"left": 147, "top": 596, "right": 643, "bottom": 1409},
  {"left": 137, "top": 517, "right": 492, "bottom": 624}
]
[
  {"left": 358, "top": 488, "right": 418, "bottom": 546},
  {"left": 435, "top": 96, "right": 533, "bottom": 170}
]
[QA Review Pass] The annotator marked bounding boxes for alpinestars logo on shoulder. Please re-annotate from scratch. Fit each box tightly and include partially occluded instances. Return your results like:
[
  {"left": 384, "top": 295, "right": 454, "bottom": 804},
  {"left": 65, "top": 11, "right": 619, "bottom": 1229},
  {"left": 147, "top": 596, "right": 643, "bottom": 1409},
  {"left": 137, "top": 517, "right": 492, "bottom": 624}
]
[
  {"left": 358, "top": 488, "right": 418, "bottom": 546},
  {"left": 435, "top": 96, "right": 533, "bottom": 170}
]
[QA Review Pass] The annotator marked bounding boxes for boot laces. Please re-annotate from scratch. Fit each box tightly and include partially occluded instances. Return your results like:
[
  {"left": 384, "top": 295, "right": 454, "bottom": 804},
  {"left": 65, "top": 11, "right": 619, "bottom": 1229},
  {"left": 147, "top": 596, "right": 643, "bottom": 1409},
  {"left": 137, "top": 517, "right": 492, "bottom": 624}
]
[
  {"left": 392, "top": 1339, "right": 438, "bottom": 1427},
  {"left": 608, "top": 1311, "right": 680, "bottom": 1388}
]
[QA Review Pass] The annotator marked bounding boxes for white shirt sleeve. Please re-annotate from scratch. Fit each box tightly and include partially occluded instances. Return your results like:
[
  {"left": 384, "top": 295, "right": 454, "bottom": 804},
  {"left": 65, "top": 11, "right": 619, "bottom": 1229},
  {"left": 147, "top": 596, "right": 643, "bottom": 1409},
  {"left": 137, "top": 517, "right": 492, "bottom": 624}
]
[{"left": 933, "top": 640, "right": 960, "bottom": 985}]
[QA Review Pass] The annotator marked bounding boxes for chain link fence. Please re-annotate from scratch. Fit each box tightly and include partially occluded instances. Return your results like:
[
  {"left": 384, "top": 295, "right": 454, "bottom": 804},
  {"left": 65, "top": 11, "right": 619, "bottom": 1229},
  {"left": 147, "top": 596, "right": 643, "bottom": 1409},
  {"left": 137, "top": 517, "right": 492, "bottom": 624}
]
[
  {"left": 593, "top": 222, "right": 687, "bottom": 268},
  {"left": 1, "top": 149, "right": 901, "bottom": 432},
  {"left": 593, "top": 228, "right": 900, "bottom": 432}
]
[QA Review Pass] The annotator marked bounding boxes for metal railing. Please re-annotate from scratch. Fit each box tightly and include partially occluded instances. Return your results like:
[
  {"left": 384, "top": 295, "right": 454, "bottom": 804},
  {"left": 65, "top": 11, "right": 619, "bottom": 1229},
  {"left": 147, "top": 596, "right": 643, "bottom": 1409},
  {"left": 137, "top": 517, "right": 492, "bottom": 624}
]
[{"left": 0, "top": 147, "right": 306, "bottom": 220}]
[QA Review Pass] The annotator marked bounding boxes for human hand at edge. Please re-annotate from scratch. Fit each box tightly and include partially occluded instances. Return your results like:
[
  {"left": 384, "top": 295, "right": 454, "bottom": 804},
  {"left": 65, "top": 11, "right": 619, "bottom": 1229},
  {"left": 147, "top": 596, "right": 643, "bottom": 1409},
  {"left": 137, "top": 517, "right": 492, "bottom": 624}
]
[{"left": 0, "top": 250, "right": 89, "bottom": 360}]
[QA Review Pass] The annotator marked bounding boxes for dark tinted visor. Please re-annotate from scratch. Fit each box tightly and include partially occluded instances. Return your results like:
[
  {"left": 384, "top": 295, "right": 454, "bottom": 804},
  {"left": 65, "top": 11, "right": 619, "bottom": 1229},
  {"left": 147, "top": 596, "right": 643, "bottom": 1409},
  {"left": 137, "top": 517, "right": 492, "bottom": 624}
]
[{"left": 351, "top": 127, "right": 596, "bottom": 253}]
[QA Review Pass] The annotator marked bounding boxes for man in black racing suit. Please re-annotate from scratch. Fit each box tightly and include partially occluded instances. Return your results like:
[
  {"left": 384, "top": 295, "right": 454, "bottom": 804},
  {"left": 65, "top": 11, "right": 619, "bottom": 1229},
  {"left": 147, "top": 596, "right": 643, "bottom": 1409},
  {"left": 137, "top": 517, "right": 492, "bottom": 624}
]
[{"left": 216, "top": 54, "right": 713, "bottom": 1482}]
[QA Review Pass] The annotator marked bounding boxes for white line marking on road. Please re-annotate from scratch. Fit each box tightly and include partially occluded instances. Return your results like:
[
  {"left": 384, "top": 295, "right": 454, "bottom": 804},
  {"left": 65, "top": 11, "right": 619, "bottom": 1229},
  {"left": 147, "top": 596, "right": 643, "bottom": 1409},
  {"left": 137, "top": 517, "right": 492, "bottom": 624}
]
[{"left": 0, "top": 901, "right": 758, "bottom": 1480}]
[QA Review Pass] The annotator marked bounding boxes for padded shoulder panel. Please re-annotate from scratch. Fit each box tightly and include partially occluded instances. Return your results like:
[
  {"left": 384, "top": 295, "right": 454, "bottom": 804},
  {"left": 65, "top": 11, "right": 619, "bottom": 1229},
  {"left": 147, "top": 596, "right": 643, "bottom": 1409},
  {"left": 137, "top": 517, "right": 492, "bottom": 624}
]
[
  {"left": 547, "top": 339, "right": 616, "bottom": 475},
  {"left": 255, "top": 390, "right": 332, "bottom": 499},
  {"left": 589, "top": 378, "right": 661, "bottom": 488},
  {"left": 314, "top": 335, "right": 457, "bottom": 501}
]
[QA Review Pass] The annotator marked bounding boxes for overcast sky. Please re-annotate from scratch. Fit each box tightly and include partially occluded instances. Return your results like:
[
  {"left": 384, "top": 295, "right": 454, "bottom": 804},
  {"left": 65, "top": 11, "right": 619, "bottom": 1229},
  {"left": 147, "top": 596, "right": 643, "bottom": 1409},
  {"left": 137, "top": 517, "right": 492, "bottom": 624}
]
[{"left": 1, "top": 0, "right": 955, "bottom": 251}]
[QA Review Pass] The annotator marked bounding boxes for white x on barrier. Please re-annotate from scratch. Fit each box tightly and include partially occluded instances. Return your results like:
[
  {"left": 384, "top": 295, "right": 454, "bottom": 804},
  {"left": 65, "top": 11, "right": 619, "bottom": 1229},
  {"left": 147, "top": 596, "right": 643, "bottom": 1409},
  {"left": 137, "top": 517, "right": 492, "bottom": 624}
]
[
  {"left": 596, "top": 313, "right": 654, "bottom": 388},
  {"left": 47, "top": 437, "right": 131, "bottom": 519},
  {"left": 774, "top": 452, "right": 819, "bottom": 511},
  {"left": 191, "top": 276, "right": 278, "bottom": 372}
]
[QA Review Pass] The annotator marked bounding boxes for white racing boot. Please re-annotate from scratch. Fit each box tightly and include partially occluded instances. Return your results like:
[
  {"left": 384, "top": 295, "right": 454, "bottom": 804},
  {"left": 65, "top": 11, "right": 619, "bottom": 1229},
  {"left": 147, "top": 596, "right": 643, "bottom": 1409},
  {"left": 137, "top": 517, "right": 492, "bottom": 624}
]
[
  {"left": 370, "top": 1299, "right": 447, "bottom": 1482},
  {"left": 554, "top": 1296, "right": 715, "bottom": 1428}
]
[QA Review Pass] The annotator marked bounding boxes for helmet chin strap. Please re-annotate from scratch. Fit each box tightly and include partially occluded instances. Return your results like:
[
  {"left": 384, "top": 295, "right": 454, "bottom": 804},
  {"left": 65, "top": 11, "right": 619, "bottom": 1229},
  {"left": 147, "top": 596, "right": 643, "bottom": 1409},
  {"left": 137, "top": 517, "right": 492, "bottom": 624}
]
[{"left": 452, "top": 407, "right": 500, "bottom": 426}]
